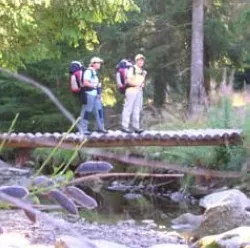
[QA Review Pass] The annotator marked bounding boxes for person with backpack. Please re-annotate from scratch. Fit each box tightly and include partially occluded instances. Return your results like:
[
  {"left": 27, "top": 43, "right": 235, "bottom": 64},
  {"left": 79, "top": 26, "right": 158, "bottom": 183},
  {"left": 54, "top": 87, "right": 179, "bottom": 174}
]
[
  {"left": 115, "top": 59, "right": 134, "bottom": 94},
  {"left": 69, "top": 61, "right": 84, "bottom": 94},
  {"left": 121, "top": 54, "right": 147, "bottom": 133},
  {"left": 79, "top": 56, "right": 108, "bottom": 135}
]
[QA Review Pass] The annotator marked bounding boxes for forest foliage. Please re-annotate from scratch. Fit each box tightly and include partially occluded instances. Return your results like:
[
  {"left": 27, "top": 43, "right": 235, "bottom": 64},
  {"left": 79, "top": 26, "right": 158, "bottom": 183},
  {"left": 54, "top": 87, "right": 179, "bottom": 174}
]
[{"left": 0, "top": 0, "right": 250, "bottom": 132}]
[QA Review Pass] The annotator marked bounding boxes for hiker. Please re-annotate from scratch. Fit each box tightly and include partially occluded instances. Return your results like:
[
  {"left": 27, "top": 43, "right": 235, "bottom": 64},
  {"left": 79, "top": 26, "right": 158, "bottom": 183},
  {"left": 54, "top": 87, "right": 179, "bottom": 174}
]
[
  {"left": 79, "top": 56, "right": 108, "bottom": 135},
  {"left": 121, "top": 54, "right": 147, "bottom": 133},
  {"left": 115, "top": 59, "right": 134, "bottom": 94}
]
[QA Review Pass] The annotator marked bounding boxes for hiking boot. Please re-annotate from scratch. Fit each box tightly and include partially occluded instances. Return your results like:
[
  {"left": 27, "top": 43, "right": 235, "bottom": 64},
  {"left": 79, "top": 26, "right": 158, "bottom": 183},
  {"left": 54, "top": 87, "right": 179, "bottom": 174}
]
[
  {"left": 97, "top": 129, "right": 109, "bottom": 134},
  {"left": 81, "top": 130, "right": 91, "bottom": 135},
  {"left": 121, "top": 127, "right": 133, "bottom": 133},
  {"left": 133, "top": 128, "right": 144, "bottom": 134}
]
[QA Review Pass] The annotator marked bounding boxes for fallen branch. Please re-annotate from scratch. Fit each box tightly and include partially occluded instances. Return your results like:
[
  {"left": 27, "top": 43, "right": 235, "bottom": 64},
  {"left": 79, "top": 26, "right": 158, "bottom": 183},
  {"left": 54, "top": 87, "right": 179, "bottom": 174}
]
[
  {"left": 68, "top": 172, "right": 184, "bottom": 185},
  {"left": 0, "top": 67, "right": 79, "bottom": 130},
  {"left": 85, "top": 151, "right": 244, "bottom": 179}
]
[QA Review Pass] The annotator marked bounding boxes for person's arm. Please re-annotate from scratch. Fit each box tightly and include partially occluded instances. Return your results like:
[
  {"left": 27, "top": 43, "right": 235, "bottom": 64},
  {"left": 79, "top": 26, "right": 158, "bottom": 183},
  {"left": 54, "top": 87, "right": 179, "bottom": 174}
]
[
  {"left": 140, "top": 70, "right": 147, "bottom": 88},
  {"left": 83, "top": 69, "right": 97, "bottom": 88},
  {"left": 116, "top": 72, "right": 123, "bottom": 87}
]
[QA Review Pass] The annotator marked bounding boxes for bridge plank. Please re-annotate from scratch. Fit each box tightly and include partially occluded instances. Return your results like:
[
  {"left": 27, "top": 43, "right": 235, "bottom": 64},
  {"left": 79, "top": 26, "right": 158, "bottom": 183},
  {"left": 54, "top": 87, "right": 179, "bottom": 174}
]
[{"left": 0, "top": 129, "right": 242, "bottom": 149}]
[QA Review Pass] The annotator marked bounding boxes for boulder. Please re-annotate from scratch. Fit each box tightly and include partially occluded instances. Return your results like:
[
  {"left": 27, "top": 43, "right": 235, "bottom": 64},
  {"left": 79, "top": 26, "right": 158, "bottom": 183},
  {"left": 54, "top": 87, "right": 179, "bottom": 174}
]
[
  {"left": 172, "top": 190, "right": 250, "bottom": 240},
  {"left": 196, "top": 193, "right": 249, "bottom": 238},
  {"left": 199, "top": 189, "right": 250, "bottom": 209},
  {"left": 192, "top": 226, "right": 250, "bottom": 248}
]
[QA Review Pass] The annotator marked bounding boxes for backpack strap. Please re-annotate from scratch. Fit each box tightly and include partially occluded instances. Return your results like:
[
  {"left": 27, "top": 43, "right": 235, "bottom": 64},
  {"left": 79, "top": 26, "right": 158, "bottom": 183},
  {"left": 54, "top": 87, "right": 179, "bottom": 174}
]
[
  {"left": 83, "top": 68, "right": 96, "bottom": 91},
  {"left": 85, "top": 68, "right": 95, "bottom": 79},
  {"left": 133, "top": 65, "right": 146, "bottom": 76}
]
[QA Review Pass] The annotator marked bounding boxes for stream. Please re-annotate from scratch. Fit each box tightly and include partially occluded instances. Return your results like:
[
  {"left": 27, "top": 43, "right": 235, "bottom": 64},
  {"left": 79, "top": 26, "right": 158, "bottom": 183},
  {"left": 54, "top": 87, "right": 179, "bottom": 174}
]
[
  {"left": 79, "top": 188, "right": 202, "bottom": 228},
  {"left": 0, "top": 161, "right": 205, "bottom": 247}
]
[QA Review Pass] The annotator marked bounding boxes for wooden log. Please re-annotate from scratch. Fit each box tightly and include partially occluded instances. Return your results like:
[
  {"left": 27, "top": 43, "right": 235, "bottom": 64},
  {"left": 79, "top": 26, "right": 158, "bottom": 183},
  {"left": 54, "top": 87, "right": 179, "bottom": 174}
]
[
  {"left": 0, "top": 129, "right": 243, "bottom": 148},
  {"left": 87, "top": 151, "right": 244, "bottom": 179},
  {"left": 68, "top": 173, "right": 184, "bottom": 185}
]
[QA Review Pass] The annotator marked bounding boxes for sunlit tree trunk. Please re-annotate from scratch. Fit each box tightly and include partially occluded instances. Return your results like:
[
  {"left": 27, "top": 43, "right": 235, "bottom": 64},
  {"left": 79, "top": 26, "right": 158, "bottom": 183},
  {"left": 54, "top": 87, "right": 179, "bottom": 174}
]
[{"left": 188, "top": 0, "right": 206, "bottom": 118}]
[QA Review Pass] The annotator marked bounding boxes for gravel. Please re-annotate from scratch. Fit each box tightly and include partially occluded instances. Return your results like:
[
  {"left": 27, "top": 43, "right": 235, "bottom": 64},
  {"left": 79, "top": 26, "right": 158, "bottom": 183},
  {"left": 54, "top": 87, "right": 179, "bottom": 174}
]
[{"left": 0, "top": 210, "right": 186, "bottom": 248}]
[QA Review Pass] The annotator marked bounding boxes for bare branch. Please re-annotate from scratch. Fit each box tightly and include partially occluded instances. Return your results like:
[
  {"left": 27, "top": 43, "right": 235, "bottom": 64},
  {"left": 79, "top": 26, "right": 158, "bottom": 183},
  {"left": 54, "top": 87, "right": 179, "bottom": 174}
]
[{"left": 68, "top": 172, "right": 184, "bottom": 185}]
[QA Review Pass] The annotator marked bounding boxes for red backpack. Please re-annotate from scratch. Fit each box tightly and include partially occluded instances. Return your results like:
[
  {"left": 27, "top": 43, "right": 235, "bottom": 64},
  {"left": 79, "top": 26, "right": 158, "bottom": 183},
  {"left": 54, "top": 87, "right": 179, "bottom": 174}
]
[
  {"left": 115, "top": 59, "right": 134, "bottom": 94},
  {"left": 69, "top": 61, "right": 84, "bottom": 93}
]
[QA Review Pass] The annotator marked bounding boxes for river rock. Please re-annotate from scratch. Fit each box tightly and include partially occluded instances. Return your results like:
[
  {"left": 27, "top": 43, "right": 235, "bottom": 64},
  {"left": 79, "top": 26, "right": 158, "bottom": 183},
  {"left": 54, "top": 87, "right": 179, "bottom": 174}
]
[
  {"left": 195, "top": 192, "right": 250, "bottom": 238},
  {"left": 141, "top": 219, "right": 157, "bottom": 229},
  {"left": 124, "top": 193, "right": 143, "bottom": 200},
  {"left": 0, "top": 166, "right": 31, "bottom": 186},
  {"left": 142, "top": 219, "right": 155, "bottom": 225},
  {"left": 117, "top": 219, "right": 136, "bottom": 226},
  {"left": 0, "top": 233, "right": 30, "bottom": 247},
  {"left": 55, "top": 235, "right": 131, "bottom": 248},
  {"left": 92, "top": 239, "right": 131, "bottom": 248},
  {"left": 171, "top": 213, "right": 202, "bottom": 232},
  {"left": 55, "top": 235, "right": 98, "bottom": 248},
  {"left": 149, "top": 244, "right": 188, "bottom": 248},
  {"left": 188, "top": 186, "right": 213, "bottom": 197},
  {"left": 0, "top": 232, "right": 53, "bottom": 248},
  {"left": 191, "top": 226, "right": 250, "bottom": 248},
  {"left": 170, "top": 192, "right": 185, "bottom": 203},
  {"left": 199, "top": 189, "right": 250, "bottom": 209}
]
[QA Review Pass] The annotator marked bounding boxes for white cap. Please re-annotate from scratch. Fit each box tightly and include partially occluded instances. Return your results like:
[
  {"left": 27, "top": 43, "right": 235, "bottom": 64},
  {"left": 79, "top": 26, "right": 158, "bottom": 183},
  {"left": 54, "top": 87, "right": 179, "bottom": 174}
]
[
  {"left": 135, "top": 54, "right": 145, "bottom": 61},
  {"left": 90, "top": 56, "right": 104, "bottom": 64}
]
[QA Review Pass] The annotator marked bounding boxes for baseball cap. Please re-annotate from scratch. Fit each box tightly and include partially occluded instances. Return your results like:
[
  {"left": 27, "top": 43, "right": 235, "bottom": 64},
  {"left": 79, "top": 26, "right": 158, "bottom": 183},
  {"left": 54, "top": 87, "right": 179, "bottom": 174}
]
[
  {"left": 135, "top": 54, "right": 145, "bottom": 61},
  {"left": 90, "top": 57, "right": 104, "bottom": 64}
]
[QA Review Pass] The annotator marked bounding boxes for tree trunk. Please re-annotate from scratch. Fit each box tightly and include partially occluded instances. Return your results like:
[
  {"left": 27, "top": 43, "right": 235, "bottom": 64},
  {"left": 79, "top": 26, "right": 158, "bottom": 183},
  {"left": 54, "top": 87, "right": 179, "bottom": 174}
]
[
  {"left": 153, "top": 70, "right": 167, "bottom": 107},
  {"left": 188, "top": 0, "right": 206, "bottom": 118}
]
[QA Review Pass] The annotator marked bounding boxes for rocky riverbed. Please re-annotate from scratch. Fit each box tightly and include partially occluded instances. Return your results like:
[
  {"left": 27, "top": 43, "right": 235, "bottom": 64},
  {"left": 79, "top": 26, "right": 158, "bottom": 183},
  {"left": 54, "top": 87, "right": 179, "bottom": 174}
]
[
  {"left": 0, "top": 210, "right": 188, "bottom": 248},
  {"left": 3, "top": 163, "right": 250, "bottom": 247}
]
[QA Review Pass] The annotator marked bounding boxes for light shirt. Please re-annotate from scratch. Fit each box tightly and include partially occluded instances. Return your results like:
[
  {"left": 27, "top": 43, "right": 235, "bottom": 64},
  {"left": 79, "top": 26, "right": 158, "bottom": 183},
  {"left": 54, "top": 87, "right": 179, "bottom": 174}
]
[
  {"left": 84, "top": 68, "right": 98, "bottom": 96},
  {"left": 126, "top": 65, "right": 147, "bottom": 93}
]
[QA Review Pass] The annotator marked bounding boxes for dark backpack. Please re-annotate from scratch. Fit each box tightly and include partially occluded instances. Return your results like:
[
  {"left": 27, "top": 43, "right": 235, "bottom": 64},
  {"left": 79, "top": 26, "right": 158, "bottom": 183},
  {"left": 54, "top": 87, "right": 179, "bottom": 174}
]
[
  {"left": 69, "top": 61, "right": 84, "bottom": 93},
  {"left": 115, "top": 59, "right": 134, "bottom": 94}
]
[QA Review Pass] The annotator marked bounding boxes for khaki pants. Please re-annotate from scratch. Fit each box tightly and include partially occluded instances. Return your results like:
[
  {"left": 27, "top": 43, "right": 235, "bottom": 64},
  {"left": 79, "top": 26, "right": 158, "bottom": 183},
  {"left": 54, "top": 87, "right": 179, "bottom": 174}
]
[{"left": 122, "top": 90, "right": 143, "bottom": 129}]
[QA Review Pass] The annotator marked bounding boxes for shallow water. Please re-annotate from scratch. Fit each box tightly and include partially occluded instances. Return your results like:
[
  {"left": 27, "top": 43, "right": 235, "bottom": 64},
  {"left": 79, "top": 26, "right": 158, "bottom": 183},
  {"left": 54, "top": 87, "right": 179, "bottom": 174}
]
[{"left": 79, "top": 188, "right": 202, "bottom": 228}]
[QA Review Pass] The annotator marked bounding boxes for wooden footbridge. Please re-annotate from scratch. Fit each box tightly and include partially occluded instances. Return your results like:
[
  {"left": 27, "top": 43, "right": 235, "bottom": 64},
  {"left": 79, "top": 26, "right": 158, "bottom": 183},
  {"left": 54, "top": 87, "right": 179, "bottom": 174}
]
[{"left": 0, "top": 129, "right": 242, "bottom": 149}]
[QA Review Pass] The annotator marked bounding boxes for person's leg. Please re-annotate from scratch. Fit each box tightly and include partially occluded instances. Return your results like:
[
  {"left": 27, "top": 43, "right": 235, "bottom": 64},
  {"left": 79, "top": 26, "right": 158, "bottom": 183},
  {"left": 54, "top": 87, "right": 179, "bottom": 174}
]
[
  {"left": 121, "top": 91, "right": 137, "bottom": 131},
  {"left": 80, "top": 94, "right": 95, "bottom": 134},
  {"left": 94, "top": 97, "right": 107, "bottom": 132},
  {"left": 131, "top": 91, "right": 143, "bottom": 132}
]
